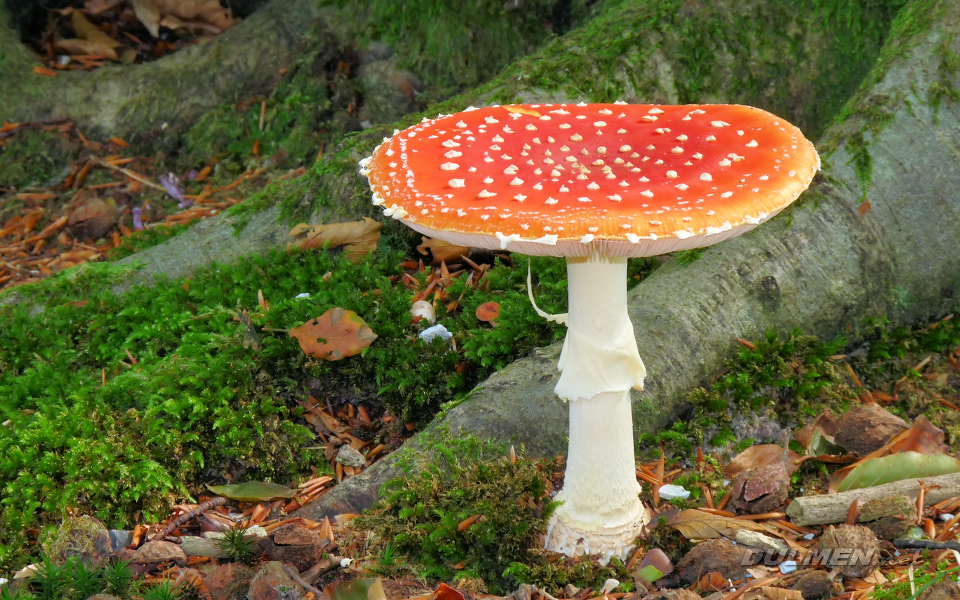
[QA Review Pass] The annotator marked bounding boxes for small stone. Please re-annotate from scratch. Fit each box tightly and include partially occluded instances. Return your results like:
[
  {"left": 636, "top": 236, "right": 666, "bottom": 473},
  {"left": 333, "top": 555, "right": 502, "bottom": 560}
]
[
  {"left": 834, "top": 404, "right": 907, "bottom": 455},
  {"left": 513, "top": 583, "right": 535, "bottom": 600},
  {"left": 792, "top": 571, "right": 841, "bottom": 600},
  {"left": 419, "top": 323, "right": 453, "bottom": 342},
  {"left": 818, "top": 524, "right": 879, "bottom": 578},
  {"left": 563, "top": 584, "right": 580, "bottom": 597},
  {"left": 730, "top": 463, "right": 790, "bottom": 514},
  {"left": 779, "top": 561, "right": 797, "bottom": 574},
  {"left": 205, "top": 563, "right": 254, "bottom": 600},
  {"left": 640, "top": 548, "right": 675, "bottom": 576},
  {"left": 659, "top": 485, "right": 691, "bottom": 500},
  {"left": 108, "top": 530, "right": 133, "bottom": 552},
  {"left": 734, "top": 530, "right": 789, "bottom": 554},
  {"left": 858, "top": 495, "right": 917, "bottom": 540},
  {"left": 45, "top": 515, "right": 113, "bottom": 567},
  {"left": 273, "top": 523, "right": 322, "bottom": 547},
  {"left": 677, "top": 539, "right": 749, "bottom": 584},
  {"left": 336, "top": 444, "right": 367, "bottom": 468},
  {"left": 600, "top": 579, "right": 620, "bottom": 594},
  {"left": 247, "top": 561, "right": 304, "bottom": 600},
  {"left": 181, "top": 536, "right": 226, "bottom": 558},
  {"left": 131, "top": 540, "right": 187, "bottom": 567}
]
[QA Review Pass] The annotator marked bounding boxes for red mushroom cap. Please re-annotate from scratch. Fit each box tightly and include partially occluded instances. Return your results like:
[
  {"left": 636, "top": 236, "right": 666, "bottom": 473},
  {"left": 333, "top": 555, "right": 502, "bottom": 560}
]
[{"left": 361, "top": 103, "right": 819, "bottom": 257}]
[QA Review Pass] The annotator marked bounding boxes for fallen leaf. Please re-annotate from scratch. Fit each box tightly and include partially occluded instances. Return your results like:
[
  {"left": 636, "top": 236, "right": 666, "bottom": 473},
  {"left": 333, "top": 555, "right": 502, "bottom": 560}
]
[
  {"left": 290, "top": 308, "right": 377, "bottom": 361},
  {"left": 761, "top": 587, "right": 803, "bottom": 600},
  {"left": 457, "top": 515, "right": 482, "bottom": 532},
  {"left": 33, "top": 66, "right": 58, "bottom": 77},
  {"left": 668, "top": 509, "right": 780, "bottom": 539},
  {"left": 633, "top": 565, "right": 664, "bottom": 583},
  {"left": 883, "top": 415, "right": 948, "bottom": 455},
  {"left": 206, "top": 481, "right": 296, "bottom": 502},
  {"left": 795, "top": 409, "right": 840, "bottom": 452},
  {"left": 53, "top": 38, "right": 118, "bottom": 61},
  {"left": 476, "top": 302, "right": 500, "bottom": 323},
  {"left": 434, "top": 583, "right": 465, "bottom": 600},
  {"left": 829, "top": 415, "right": 949, "bottom": 491},
  {"left": 859, "top": 199, "right": 872, "bottom": 215},
  {"left": 417, "top": 236, "right": 470, "bottom": 264},
  {"left": 837, "top": 451, "right": 960, "bottom": 492},
  {"left": 724, "top": 444, "right": 800, "bottom": 477},
  {"left": 287, "top": 217, "right": 382, "bottom": 263},
  {"left": 131, "top": 0, "right": 237, "bottom": 38}
]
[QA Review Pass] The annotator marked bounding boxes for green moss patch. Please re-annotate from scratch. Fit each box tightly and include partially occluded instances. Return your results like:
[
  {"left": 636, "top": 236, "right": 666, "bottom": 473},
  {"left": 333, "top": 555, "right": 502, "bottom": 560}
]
[
  {"left": 354, "top": 440, "right": 634, "bottom": 595},
  {"left": 0, "top": 128, "right": 80, "bottom": 190},
  {"left": 0, "top": 235, "right": 652, "bottom": 569}
]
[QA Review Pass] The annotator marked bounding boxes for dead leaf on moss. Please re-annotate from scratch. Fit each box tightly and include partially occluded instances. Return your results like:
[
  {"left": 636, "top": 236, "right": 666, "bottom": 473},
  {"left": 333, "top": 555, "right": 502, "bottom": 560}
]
[
  {"left": 417, "top": 236, "right": 470, "bottom": 264},
  {"left": 290, "top": 308, "right": 377, "bottom": 361},
  {"left": 287, "top": 217, "right": 382, "bottom": 263}
]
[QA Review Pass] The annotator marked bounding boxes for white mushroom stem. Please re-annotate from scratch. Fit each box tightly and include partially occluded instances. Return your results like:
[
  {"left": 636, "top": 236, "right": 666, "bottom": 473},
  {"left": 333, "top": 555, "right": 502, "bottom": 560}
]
[{"left": 545, "top": 251, "right": 649, "bottom": 564}]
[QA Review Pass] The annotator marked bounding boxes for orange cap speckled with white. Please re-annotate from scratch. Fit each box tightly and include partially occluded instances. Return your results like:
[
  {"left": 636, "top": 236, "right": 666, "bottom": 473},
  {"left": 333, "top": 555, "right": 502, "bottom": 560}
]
[{"left": 359, "top": 102, "right": 819, "bottom": 257}]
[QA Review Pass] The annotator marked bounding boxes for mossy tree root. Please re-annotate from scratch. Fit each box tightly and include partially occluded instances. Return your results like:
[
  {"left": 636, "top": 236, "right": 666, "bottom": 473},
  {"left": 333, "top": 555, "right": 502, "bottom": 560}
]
[{"left": 0, "top": 0, "right": 329, "bottom": 144}]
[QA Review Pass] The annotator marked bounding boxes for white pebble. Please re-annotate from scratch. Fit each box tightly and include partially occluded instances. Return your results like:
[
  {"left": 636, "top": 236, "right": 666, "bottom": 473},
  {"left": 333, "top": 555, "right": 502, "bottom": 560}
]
[{"left": 419, "top": 324, "right": 453, "bottom": 342}]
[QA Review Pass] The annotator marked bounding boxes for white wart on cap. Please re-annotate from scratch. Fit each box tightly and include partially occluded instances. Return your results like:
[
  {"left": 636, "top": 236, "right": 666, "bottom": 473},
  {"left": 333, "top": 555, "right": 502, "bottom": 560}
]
[{"left": 360, "top": 103, "right": 819, "bottom": 257}]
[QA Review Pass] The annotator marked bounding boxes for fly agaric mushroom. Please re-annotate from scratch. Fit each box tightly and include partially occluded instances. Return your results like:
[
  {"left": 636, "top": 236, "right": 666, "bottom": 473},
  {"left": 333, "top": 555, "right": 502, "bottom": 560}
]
[{"left": 359, "top": 102, "right": 819, "bottom": 562}]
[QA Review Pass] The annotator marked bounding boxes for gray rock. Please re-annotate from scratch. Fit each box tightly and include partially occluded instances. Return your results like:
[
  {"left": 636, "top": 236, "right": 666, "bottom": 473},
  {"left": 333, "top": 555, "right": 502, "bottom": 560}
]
[
  {"left": 131, "top": 540, "right": 187, "bottom": 567},
  {"left": 108, "top": 530, "right": 133, "bottom": 551},
  {"left": 336, "top": 444, "right": 367, "bottom": 468},
  {"left": 181, "top": 536, "right": 226, "bottom": 558},
  {"left": 45, "top": 515, "right": 112, "bottom": 567},
  {"left": 247, "top": 561, "right": 304, "bottom": 600}
]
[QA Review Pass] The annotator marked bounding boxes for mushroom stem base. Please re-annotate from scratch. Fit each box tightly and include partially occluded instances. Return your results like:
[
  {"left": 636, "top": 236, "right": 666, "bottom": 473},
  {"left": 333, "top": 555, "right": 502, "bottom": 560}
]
[{"left": 544, "top": 502, "right": 649, "bottom": 565}]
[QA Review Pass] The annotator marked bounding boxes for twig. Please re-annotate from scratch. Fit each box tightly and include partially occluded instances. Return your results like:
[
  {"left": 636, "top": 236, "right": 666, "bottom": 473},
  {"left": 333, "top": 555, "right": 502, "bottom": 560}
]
[
  {"left": 282, "top": 564, "right": 327, "bottom": 597},
  {"left": 301, "top": 554, "right": 346, "bottom": 584},
  {"left": 92, "top": 157, "right": 166, "bottom": 191},
  {"left": 893, "top": 539, "right": 960, "bottom": 551},
  {"left": 151, "top": 496, "right": 229, "bottom": 541}
]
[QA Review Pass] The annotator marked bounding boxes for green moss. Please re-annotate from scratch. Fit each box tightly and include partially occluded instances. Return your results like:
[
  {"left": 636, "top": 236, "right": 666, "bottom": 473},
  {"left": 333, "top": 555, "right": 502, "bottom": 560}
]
[
  {"left": 0, "top": 236, "right": 656, "bottom": 569},
  {"left": 356, "top": 446, "right": 559, "bottom": 593},
  {"left": 178, "top": 49, "right": 339, "bottom": 174},
  {"left": 356, "top": 438, "right": 635, "bottom": 595},
  {"left": 928, "top": 32, "right": 960, "bottom": 115},
  {"left": 819, "top": 0, "right": 950, "bottom": 197},
  {"left": 0, "top": 129, "right": 80, "bottom": 189},
  {"left": 329, "top": 0, "right": 591, "bottom": 103}
]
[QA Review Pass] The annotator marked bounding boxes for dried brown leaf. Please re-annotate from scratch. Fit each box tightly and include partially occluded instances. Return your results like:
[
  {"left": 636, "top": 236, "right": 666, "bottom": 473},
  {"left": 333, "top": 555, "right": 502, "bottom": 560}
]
[
  {"left": 290, "top": 308, "right": 377, "bottom": 361},
  {"left": 725, "top": 445, "right": 801, "bottom": 477},
  {"left": 287, "top": 217, "right": 382, "bottom": 263},
  {"left": 667, "top": 509, "right": 780, "bottom": 539},
  {"left": 131, "top": 0, "right": 237, "bottom": 37},
  {"left": 417, "top": 236, "right": 470, "bottom": 264},
  {"left": 761, "top": 587, "right": 803, "bottom": 600},
  {"left": 53, "top": 38, "right": 118, "bottom": 60}
]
